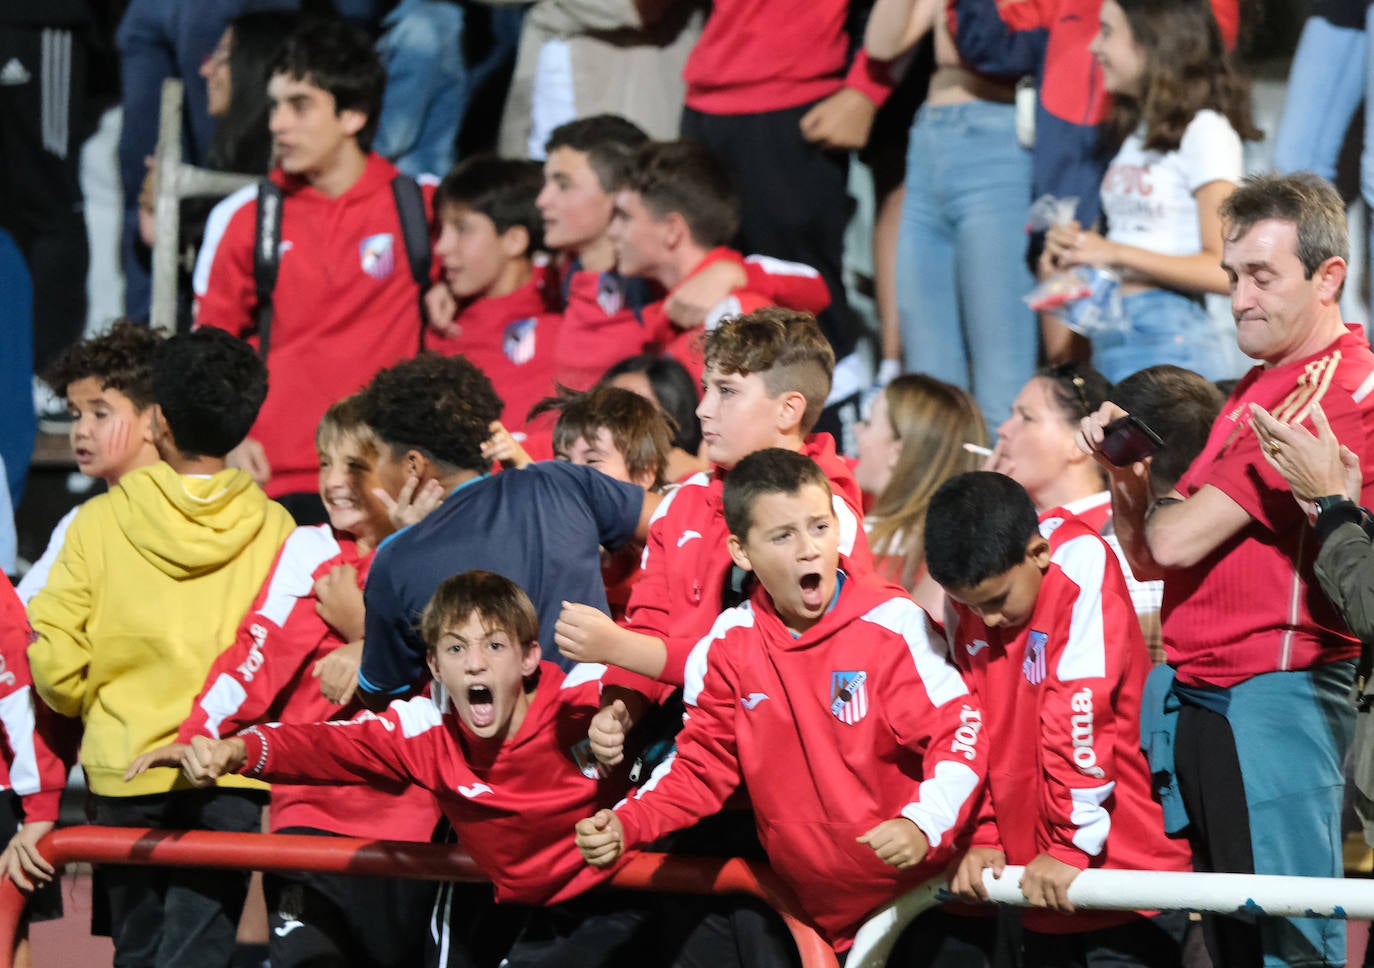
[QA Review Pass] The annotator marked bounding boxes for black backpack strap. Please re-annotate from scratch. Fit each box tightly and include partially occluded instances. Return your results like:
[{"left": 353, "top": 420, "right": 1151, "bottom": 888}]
[
  {"left": 391, "top": 173, "right": 432, "bottom": 349},
  {"left": 252, "top": 178, "right": 284, "bottom": 361}
]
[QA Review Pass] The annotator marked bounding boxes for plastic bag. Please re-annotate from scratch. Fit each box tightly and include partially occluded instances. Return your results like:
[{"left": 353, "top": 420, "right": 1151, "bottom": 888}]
[
  {"left": 1025, "top": 265, "right": 1127, "bottom": 337},
  {"left": 1026, "top": 194, "right": 1079, "bottom": 234}
]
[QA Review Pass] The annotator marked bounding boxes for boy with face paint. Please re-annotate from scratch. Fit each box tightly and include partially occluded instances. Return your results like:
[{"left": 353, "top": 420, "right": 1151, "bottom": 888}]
[
  {"left": 575, "top": 449, "right": 984, "bottom": 954},
  {"left": 18, "top": 322, "right": 162, "bottom": 603},
  {"left": 925, "top": 472, "right": 1191, "bottom": 967},
  {"left": 158, "top": 570, "right": 668, "bottom": 966}
]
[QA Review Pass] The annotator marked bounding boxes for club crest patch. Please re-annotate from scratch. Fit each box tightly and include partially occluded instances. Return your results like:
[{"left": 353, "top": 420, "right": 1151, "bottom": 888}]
[
  {"left": 359, "top": 233, "right": 395, "bottom": 279},
  {"left": 569, "top": 737, "right": 609, "bottom": 780},
  {"left": 1023, "top": 630, "right": 1048, "bottom": 685},
  {"left": 830, "top": 671, "right": 868, "bottom": 725},
  {"left": 596, "top": 274, "right": 623, "bottom": 316},
  {"left": 503, "top": 317, "right": 539, "bottom": 365}
]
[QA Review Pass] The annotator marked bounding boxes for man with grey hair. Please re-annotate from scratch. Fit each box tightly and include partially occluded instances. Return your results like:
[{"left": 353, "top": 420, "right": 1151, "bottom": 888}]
[{"left": 1079, "top": 171, "right": 1374, "bottom": 968}]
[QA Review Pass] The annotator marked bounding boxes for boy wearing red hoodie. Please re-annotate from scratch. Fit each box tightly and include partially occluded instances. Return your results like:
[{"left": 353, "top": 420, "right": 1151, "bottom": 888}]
[
  {"left": 576, "top": 449, "right": 985, "bottom": 953},
  {"left": 927, "top": 472, "right": 1191, "bottom": 966},
  {"left": 555, "top": 307, "right": 872, "bottom": 686},
  {"left": 609, "top": 140, "right": 830, "bottom": 384}
]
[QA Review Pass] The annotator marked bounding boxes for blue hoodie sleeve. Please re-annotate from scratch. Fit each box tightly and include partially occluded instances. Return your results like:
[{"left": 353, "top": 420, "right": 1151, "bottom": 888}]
[{"left": 950, "top": 0, "right": 1049, "bottom": 80}]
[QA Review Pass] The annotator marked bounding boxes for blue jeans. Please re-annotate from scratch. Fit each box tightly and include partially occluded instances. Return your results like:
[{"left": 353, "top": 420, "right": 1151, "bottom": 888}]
[
  {"left": 1091, "top": 288, "right": 1234, "bottom": 383},
  {"left": 896, "top": 101, "right": 1037, "bottom": 431},
  {"left": 373, "top": 0, "right": 467, "bottom": 179},
  {"left": 1272, "top": 16, "right": 1365, "bottom": 182}
]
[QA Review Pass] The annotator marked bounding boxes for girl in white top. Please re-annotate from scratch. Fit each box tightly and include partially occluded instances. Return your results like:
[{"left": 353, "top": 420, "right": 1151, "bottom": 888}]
[{"left": 1041, "top": 0, "right": 1259, "bottom": 383}]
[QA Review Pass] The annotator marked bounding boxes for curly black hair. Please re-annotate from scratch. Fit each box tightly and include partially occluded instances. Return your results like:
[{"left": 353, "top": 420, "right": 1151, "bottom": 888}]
[
  {"left": 357, "top": 353, "right": 504, "bottom": 472},
  {"left": 152, "top": 329, "right": 268, "bottom": 459},
  {"left": 42, "top": 321, "right": 162, "bottom": 409}
]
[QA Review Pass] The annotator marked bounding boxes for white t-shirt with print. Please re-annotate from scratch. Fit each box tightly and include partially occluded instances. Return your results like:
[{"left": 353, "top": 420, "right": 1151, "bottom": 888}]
[{"left": 1100, "top": 109, "right": 1243, "bottom": 258}]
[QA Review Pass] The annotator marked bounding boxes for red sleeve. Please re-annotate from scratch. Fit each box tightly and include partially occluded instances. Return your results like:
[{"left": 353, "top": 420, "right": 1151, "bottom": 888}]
[
  {"left": 878, "top": 603, "right": 985, "bottom": 864},
  {"left": 740, "top": 256, "right": 831, "bottom": 315},
  {"left": 0, "top": 584, "right": 67, "bottom": 822},
  {"left": 1037, "top": 537, "right": 1133, "bottom": 868},
  {"left": 844, "top": 48, "right": 894, "bottom": 107},
  {"left": 620, "top": 507, "right": 674, "bottom": 646},
  {"left": 179, "top": 530, "right": 343, "bottom": 742},
  {"left": 615, "top": 628, "right": 743, "bottom": 848},
  {"left": 1198, "top": 394, "right": 1368, "bottom": 534},
  {"left": 193, "top": 196, "right": 258, "bottom": 338},
  {"left": 943, "top": 605, "right": 1003, "bottom": 852},
  {"left": 238, "top": 698, "right": 446, "bottom": 790},
  {"left": 1209, "top": 0, "right": 1239, "bottom": 49}
]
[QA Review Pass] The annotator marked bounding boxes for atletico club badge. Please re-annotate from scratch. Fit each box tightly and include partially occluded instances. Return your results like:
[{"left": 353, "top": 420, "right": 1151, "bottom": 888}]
[
  {"left": 1023, "top": 630, "right": 1048, "bottom": 685},
  {"left": 569, "top": 738, "right": 609, "bottom": 780},
  {"left": 359, "top": 233, "right": 395, "bottom": 279},
  {"left": 503, "top": 317, "right": 539, "bottom": 365},
  {"left": 830, "top": 671, "right": 868, "bottom": 725}
]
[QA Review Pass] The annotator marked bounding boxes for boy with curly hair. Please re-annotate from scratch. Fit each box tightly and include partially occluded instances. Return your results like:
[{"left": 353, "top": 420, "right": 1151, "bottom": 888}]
[{"left": 350, "top": 354, "right": 660, "bottom": 710}]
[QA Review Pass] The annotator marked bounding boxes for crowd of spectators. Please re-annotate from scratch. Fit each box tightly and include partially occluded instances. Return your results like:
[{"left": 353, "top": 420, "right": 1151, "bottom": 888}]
[{"left": 4, "top": 2, "right": 1374, "bottom": 968}]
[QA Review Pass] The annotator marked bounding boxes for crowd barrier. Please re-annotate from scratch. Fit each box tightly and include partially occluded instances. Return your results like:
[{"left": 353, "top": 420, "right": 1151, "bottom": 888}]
[
  {"left": 8, "top": 828, "right": 1374, "bottom": 968},
  {"left": 0, "top": 826, "right": 838, "bottom": 968}
]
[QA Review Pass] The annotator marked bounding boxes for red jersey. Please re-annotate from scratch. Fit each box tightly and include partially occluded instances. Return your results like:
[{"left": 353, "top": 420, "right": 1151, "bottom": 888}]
[
  {"left": 683, "top": 0, "right": 891, "bottom": 114},
  {"left": 0, "top": 581, "right": 69, "bottom": 823},
  {"left": 194, "top": 155, "right": 434, "bottom": 497},
  {"left": 945, "top": 516, "right": 1191, "bottom": 934},
  {"left": 618, "top": 434, "right": 872, "bottom": 687},
  {"left": 1165, "top": 327, "right": 1374, "bottom": 686},
  {"left": 645, "top": 249, "right": 832, "bottom": 386},
  {"left": 236, "top": 662, "right": 635, "bottom": 905},
  {"left": 554, "top": 263, "right": 666, "bottom": 392},
  {"left": 179, "top": 525, "right": 439, "bottom": 841},
  {"left": 615, "top": 568, "right": 984, "bottom": 949},
  {"left": 427, "top": 268, "right": 562, "bottom": 433}
]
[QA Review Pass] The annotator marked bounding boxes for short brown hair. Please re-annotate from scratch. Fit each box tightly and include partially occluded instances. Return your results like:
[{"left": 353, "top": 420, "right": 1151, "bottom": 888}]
[
  {"left": 315, "top": 394, "right": 381, "bottom": 461},
  {"left": 1220, "top": 172, "right": 1349, "bottom": 277},
  {"left": 723, "top": 448, "right": 833, "bottom": 539},
  {"left": 538, "top": 385, "right": 673, "bottom": 490},
  {"left": 419, "top": 570, "right": 539, "bottom": 656},
  {"left": 624, "top": 141, "right": 739, "bottom": 248},
  {"left": 704, "top": 308, "right": 835, "bottom": 434}
]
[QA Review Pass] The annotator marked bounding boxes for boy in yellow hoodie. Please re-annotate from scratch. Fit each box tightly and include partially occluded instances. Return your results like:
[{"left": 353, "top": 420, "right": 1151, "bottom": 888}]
[{"left": 27, "top": 328, "right": 295, "bottom": 968}]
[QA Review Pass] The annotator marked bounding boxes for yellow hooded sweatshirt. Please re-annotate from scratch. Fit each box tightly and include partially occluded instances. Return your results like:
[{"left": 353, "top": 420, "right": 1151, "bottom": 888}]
[{"left": 28, "top": 463, "right": 295, "bottom": 796}]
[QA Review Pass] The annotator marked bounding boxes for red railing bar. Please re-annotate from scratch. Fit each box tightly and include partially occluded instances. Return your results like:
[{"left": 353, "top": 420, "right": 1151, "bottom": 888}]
[{"left": 0, "top": 827, "right": 837, "bottom": 968}]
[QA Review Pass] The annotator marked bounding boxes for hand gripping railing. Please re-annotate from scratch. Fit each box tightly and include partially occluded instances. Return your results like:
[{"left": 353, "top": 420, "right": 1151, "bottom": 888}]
[
  {"left": 846, "top": 866, "right": 1374, "bottom": 968},
  {"left": 0, "top": 827, "right": 838, "bottom": 968}
]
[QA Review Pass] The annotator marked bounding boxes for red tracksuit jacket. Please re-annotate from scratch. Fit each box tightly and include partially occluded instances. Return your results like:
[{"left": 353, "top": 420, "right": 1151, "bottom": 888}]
[
  {"left": 426, "top": 266, "right": 562, "bottom": 436},
  {"left": 615, "top": 569, "right": 985, "bottom": 949},
  {"left": 180, "top": 525, "right": 439, "bottom": 841},
  {"left": 0, "top": 581, "right": 69, "bottom": 823},
  {"left": 236, "top": 661, "right": 636, "bottom": 905},
  {"left": 620, "top": 434, "right": 872, "bottom": 687},
  {"left": 194, "top": 154, "right": 435, "bottom": 497},
  {"left": 945, "top": 515, "right": 1190, "bottom": 934}
]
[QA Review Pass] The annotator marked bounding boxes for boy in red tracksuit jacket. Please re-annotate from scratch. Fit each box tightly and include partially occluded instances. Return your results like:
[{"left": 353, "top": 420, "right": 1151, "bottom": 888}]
[
  {"left": 424, "top": 156, "right": 562, "bottom": 451},
  {"left": 926, "top": 472, "right": 1191, "bottom": 966},
  {"left": 193, "top": 22, "right": 437, "bottom": 518},
  {"left": 554, "top": 308, "right": 872, "bottom": 686},
  {"left": 576, "top": 449, "right": 985, "bottom": 952},
  {"left": 138, "top": 570, "right": 667, "bottom": 965},
  {"left": 0, "top": 577, "right": 72, "bottom": 952},
  {"left": 134, "top": 398, "right": 440, "bottom": 967},
  {"left": 540, "top": 118, "right": 839, "bottom": 393},
  {"left": 610, "top": 140, "right": 830, "bottom": 385}
]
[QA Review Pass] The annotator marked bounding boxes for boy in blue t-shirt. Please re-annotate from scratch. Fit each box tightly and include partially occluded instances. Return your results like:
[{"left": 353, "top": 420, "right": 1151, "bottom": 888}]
[{"left": 350, "top": 353, "right": 659, "bottom": 711}]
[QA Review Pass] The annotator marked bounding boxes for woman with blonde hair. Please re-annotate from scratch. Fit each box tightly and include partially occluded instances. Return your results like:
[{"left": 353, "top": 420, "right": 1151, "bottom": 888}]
[{"left": 856, "top": 373, "right": 987, "bottom": 614}]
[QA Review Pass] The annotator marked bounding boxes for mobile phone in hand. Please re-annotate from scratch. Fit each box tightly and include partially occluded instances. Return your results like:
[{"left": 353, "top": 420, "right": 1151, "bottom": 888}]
[{"left": 1100, "top": 414, "right": 1163, "bottom": 466}]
